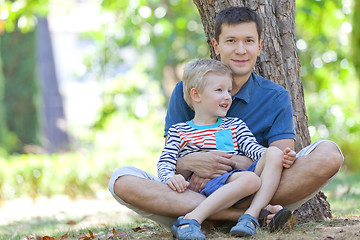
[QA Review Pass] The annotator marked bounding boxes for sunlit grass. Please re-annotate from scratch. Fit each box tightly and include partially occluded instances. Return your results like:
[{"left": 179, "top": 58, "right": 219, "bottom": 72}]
[{"left": 323, "top": 170, "right": 360, "bottom": 217}]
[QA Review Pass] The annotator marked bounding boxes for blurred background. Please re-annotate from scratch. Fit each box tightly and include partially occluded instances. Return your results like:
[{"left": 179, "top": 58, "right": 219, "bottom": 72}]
[{"left": 0, "top": 0, "right": 359, "bottom": 212}]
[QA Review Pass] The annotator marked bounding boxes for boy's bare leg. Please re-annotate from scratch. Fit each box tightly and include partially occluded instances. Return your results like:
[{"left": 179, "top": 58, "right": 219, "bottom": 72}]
[
  {"left": 184, "top": 171, "right": 261, "bottom": 224},
  {"left": 114, "top": 175, "right": 274, "bottom": 224},
  {"left": 245, "top": 147, "right": 284, "bottom": 218}
]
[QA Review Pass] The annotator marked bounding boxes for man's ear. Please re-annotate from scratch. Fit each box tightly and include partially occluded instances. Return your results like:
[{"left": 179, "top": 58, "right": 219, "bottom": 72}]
[
  {"left": 212, "top": 38, "right": 220, "bottom": 56},
  {"left": 190, "top": 88, "right": 201, "bottom": 103},
  {"left": 257, "top": 39, "right": 263, "bottom": 56}
]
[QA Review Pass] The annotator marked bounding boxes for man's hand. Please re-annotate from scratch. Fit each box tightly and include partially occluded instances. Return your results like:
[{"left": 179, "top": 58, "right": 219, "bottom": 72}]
[
  {"left": 188, "top": 174, "right": 210, "bottom": 192},
  {"left": 282, "top": 147, "right": 297, "bottom": 168},
  {"left": 166, "top": 174, "right": 190, "bottom": 193},
  {"left": 229, "top": 155, "right": 253, "bottom": 170},
  {"left": 177, "top": 151, "right": 236, "bottom": 179}
]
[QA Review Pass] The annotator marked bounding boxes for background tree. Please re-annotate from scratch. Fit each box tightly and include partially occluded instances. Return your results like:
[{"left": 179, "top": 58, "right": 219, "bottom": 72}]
[
  {"left": 1, "top": 30, "right": 41, "bottom": 153},
  {"left": 36, "top": 17, "right": 69, "bottom": 153},
  {"left": 1, "top": 0, "right": 69, "bottom": 153},
  {"left": 192, "top": 0, "right": 330, "bottom": 222}
]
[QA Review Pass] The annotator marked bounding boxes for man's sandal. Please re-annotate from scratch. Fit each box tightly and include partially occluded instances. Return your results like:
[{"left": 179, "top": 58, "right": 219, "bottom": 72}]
[
  {"left": 258, "top": 208, "right": 292, "bottom": 232},
  {"left": 171, "top": 216, "right": 206, "bottom": 240},
  {"left": 230, "top": 214, "right": 260, "bottom": 237}
]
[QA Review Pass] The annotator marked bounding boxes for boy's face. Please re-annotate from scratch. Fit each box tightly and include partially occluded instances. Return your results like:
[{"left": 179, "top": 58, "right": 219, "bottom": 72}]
[
  {"left": 212, "top": 22, "right": 263, "bottom": 80},
  {"left": 197, "top": 72, "right": 232, "bottom": 119}
]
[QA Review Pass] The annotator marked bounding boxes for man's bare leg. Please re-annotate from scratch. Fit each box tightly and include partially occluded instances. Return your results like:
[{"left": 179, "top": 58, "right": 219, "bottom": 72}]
[
  {"left": 114, "top": 175, "right": 205, "bottom": 217},
  {"left": 270, "top": 141, "right": 343, "bottom": 205},
  {"left": 114, "top": 175, "right": 258, "bottom": 223}
]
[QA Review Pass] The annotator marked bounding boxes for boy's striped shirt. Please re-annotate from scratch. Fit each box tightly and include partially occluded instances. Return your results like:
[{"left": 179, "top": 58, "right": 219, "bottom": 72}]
[{"left": 157, "top": 117, "right": 266, "bottom": 183}]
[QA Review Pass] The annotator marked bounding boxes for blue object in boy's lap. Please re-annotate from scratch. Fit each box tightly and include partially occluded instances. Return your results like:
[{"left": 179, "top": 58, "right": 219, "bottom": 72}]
[{"left": 200, "top": 158, "right": 259, "bottom": 198}]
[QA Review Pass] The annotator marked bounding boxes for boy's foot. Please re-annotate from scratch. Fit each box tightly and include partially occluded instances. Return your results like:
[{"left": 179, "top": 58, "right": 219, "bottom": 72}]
[
  {"left": 230, "top": 214, "right": 260, "bottom": 237},
  {"left": 171, "top": 216, "right": 206, "bottom": 240}
]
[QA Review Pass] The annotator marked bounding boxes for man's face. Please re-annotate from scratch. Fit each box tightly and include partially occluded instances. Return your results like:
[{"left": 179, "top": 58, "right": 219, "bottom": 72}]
[{"left": 212, "top": 22, "right": 263, "bottom": 80}]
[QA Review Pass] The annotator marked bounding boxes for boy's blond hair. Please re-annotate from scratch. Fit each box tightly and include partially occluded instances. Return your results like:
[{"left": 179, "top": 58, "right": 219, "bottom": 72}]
[{"left": 183, "top": 58, "right": 232, "bottom": 110}]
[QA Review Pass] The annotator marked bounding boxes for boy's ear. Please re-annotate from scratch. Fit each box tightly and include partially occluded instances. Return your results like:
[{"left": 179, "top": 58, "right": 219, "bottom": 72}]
[{"left": 190, "top": 88, "right": 201, "bottom": 103}]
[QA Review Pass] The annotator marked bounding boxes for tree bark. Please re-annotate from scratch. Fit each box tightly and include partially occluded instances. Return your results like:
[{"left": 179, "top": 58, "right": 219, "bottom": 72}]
[
  {"left": 193, "top": 0, "right": 331, "bottom": 223},
  {"left": 36, "top": 17, "right": 69, "bottom": 153}
]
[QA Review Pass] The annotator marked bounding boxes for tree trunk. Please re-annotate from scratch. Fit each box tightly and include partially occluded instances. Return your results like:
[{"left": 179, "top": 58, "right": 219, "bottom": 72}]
[
  {"left": 193, "top": 0, "right": 331, "bottom": 223},
  {"left": 36, "top": 17, "right": 69, "bottom": 153}
]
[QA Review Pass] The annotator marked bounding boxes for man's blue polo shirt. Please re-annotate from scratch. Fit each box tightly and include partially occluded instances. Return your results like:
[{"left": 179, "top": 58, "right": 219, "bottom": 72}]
[{"left": 164, "top": 72, "right": 295, "bottom": 147}]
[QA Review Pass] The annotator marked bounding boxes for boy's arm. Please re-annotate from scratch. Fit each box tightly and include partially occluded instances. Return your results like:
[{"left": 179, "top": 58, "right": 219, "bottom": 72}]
[{"left": 158, "top": 128, "right": 181, "bottom": 183}]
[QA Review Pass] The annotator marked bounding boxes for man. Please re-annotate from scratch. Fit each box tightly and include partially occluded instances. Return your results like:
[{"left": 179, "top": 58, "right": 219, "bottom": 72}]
[{"left": 108, "top": 6, "right": 343, "bottom": 229}]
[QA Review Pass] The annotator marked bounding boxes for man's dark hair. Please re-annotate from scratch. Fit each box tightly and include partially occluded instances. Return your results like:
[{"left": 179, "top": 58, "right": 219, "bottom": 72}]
[{"left": 214, "top": 7, "right": 263, "bottom": 42}]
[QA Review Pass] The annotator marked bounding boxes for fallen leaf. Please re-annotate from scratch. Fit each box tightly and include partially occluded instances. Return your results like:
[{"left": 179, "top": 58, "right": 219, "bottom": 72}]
[
  {"left": 132, "top": 226, "right": 149, "bottom": 232},
  {"left": 88, "top": 230, "right": 95, "bottom": 239},
  {"left": 66, "top": 220, "right": 77, "bottom": 225},
  {"left": 56, "top": 233, "right": 69, "bottom": 240},
  {"left": 112, "top": 227, "right": 116, "bottom": 235},
  {"left": 78, "top": 233, "right": 91, "bottom": 240},
  {"left": 43, "top": 237, "right": 55, "bottom": 240},
  {"left": 285, "top": 214, "right": 297, "bottom": 230}
]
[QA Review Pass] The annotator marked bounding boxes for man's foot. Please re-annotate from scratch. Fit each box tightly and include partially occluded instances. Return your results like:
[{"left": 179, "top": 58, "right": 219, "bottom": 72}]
[{"left": 258, "top": 205, "right": 293, "bottom": 232}]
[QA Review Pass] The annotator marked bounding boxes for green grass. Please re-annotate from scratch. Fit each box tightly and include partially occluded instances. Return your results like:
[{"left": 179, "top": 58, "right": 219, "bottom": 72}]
[
  {"left": 323, "top": 169, "right": 360, "bottom": 217},
  {"left": 0, "top": 169, "right": 359, "bottom": 240}
]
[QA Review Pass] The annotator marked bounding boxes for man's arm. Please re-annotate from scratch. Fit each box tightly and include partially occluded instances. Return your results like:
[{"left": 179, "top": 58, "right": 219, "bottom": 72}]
[
  {"left": 269, "top": 139, "right": 295, "bottom": 151},
  {"left": 176, "top": 151, "right": 235, "bottom": 179},
  {"left": 165, "top": 135, "right": 242, "bottom": 178},
  {"left": 270, "top": 138, "right": 296, "bottom": 168}
]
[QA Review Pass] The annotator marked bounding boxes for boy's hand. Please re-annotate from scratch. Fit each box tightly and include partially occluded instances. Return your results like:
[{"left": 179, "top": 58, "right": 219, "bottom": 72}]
[
  {"left": 282, "top": 147, "right": 297, "bottom": 168},
  {"left": 167, "top": 174, "right": 190, "bottom": 193}
]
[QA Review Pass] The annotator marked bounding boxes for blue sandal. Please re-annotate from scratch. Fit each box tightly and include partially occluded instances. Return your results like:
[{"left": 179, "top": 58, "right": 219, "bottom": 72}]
[
  {"left": 171, "top": 216, "right": 206, "bottom": 240},
  {"left": 230, "top": 214, "right": 260, "bottom": 237}
]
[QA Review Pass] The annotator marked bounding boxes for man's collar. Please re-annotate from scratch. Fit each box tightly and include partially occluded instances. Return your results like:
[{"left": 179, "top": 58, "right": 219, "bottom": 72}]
[{"left": 232, "top": 73, "right": 254, "bottom": 103}]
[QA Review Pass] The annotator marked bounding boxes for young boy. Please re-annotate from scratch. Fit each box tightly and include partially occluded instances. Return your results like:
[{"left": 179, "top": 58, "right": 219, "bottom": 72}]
[{"left": 157, "top": 58, "right": 296, "bottom": 239}]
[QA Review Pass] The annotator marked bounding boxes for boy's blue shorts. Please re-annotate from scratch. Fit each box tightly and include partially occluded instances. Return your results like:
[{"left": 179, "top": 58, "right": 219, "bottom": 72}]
[{"left": 200, "top": 158, "right": 259, "bottom": 197}]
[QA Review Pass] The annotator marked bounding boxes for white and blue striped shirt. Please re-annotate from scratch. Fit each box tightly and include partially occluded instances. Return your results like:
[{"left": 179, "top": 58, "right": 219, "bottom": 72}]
[{"left": 157, "top": 117, "right": 266, "bottom": 183}]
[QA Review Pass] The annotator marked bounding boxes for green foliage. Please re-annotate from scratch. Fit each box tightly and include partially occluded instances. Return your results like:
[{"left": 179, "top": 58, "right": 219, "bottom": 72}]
[
  {"left": 296, "top": 0, "right": 359, "bottom": 171},
  {"left": 0, "top": 30, "right": 41, "bottom": 153},
  {"left": 0, "top": 41, "right": 8, "bottom": 155},
  {"left": 0, "top": 105, "right": 164, "bottom": 200},
  {"left": 82, "top": 0, "right": 208, "bottom": 100},
  {"left": 1, "top": 0, "right": 49, "bottom": 33},
  {"left": 352, "top": 0, "right": 360, "bottom": 80}
]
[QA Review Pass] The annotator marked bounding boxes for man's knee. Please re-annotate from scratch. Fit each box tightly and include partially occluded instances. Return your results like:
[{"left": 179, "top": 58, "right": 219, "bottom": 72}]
[
  {"left": 315, "top": 141, "right": 343, "bottom": 176},
  {"left": 113, "top": 175, "right": 129, "bottom": 198}
]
